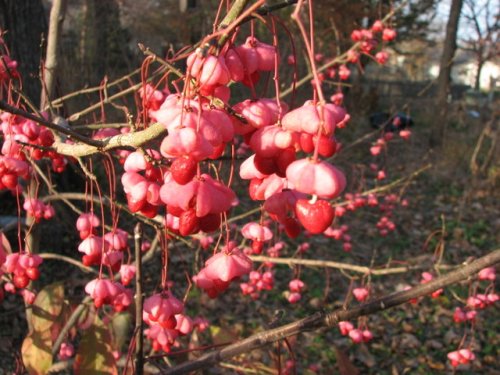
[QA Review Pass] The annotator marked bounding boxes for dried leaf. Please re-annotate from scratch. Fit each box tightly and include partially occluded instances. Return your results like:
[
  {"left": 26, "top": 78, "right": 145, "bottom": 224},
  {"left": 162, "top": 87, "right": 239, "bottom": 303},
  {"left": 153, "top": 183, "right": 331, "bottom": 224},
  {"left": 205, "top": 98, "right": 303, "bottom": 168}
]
[
  {"left": 21, "top": 329, "right": 52, "bottom": 375},
  {"left": 32, "top": 282, "right": 65, "bottom": 332},
  {"left": 335, "top": 346, "right": 359, "bottom": 375},
  {"left": 74, "top": 315, "right": 118, "bottom": 375},
  {"left": 0, "top": 232, "right": 12, "bottom": 253}
]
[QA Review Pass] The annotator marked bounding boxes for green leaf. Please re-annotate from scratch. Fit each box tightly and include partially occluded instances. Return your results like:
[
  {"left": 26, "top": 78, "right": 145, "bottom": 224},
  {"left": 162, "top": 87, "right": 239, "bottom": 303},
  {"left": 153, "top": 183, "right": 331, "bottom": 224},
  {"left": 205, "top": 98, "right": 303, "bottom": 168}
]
[
  {"left": 21, "top": 329, "right": 53, "bottom": 375},
  {"left": 74, "top": 315, "right": 118, "bottom": 375},
  {"left": 32, "top": 282, "right": 65, "bottom": 332},
  {"left": 111, "top": 312, "right": 131, "bottom": 352}
]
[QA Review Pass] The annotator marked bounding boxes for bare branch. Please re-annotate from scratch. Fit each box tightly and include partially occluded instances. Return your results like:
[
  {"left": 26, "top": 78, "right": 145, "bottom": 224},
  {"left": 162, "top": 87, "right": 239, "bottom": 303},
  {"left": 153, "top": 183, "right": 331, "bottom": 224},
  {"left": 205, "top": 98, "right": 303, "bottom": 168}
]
[
  {"left": 135, "top": 223, "right": 144, "bottom": 375},
  {"left": 249, "top": 255, "right": 454, "bottom": 275},
  {"left": 52, "top": 122, "right": 167, "bottom": 157}
]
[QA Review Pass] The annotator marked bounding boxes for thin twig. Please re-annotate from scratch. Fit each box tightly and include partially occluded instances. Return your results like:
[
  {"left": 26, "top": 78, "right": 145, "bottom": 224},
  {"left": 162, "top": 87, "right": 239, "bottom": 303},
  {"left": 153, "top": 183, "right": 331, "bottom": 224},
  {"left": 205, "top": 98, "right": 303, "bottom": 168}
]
[
  {"left": 51, "top": 297, "right": 92, "bottom": 358},
  {"left": 249, "top": 255, "right": 454, "bottom": 275},
  {"left": 138, "top": 44, "right": 184, "bottom": 78},
  {"left": 49, "top": 68, "right": 141, "bottom": 109},
  {"left": 134, "top": 223, "right": 144, "bottom": 375},
  {"left": 38, "top": 253, "right": 98, "bottom": 275}
]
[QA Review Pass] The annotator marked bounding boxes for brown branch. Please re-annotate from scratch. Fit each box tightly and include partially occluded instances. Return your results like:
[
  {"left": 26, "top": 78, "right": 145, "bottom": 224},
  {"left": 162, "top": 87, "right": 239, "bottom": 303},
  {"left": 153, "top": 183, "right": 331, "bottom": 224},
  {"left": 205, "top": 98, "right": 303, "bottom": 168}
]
[
  {"left": 51, "top": 122, "right": 167, "bottom": 157},
  {"left": 38, "top": 253, "right": 98, "bottom": 275},
  {"left": 134, "top": 223, "right": 144, "bottom": 375},
  {"left": 164, "top": 249, "right": 500, "bottom": 374},
  {"left": 49, "top": 68, "right": 141, "bottom": 109},
  {"left": 67, "top": 81, "right": 144, "bottom": 122},
  {"left": 249, "top": 255, "right": 454, "bottom": 275}
]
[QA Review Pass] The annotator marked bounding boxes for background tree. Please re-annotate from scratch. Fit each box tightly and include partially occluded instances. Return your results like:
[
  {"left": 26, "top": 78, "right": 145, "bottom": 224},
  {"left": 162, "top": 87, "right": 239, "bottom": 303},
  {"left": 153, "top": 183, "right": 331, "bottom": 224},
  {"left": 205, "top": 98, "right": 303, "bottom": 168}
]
[
  {"left": 460, "top": 0, "right": 499, "bottom": 91},
  {"left": 0, "top": 0, "right": 47, "bottom": 101},
  {"left": 431, "top": 0, "right": 463, "bottom": 147}
]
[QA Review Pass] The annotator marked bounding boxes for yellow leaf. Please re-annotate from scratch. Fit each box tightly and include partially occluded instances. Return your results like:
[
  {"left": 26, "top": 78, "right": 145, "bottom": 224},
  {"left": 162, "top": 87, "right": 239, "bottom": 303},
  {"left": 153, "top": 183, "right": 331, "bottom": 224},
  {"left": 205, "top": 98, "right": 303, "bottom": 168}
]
[
  {"left": 32, "top": 282, "right": 65, "bottom": 332},
  {"left": 22, "top": 330, "right": 52, "bottom": 375}
]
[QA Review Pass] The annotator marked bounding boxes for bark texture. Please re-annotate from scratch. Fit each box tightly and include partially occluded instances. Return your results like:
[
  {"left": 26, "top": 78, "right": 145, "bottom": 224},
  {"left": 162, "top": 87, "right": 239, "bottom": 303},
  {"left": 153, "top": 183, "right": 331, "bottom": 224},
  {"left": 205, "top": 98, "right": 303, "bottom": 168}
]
[{"left": 430, "top": 0, "right": 463, "bottom": 147}]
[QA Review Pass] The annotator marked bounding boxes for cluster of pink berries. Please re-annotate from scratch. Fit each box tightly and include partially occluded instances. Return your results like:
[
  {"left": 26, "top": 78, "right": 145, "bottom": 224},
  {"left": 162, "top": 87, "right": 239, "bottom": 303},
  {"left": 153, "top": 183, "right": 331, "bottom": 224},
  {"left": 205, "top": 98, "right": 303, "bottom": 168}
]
[
  {"left": 241, "top": 221, "right": 273, "bottom": 254},
  {"left": 76, "top": 212, "right": 139, "bottom": 312},
  {"left": 447, "top": 349, "right": 475, "bottom": 367},
  {"left": 23, "top": 198, "right": 55, "bottom": 222},
  {"left": 324, "top": 224, "right": 352, "bottom": 252},
  {"left": 0, "top": 112, "right": 67, "bottom": 184},
  {"left": 122, "top": 150, "right": 165, "bottom": 218},
  {"left": 142, "top": 291, "right": 193, "bottom": 353},
  {"left": 240, "top": 270, "right": 274, "bottom": 300},
  {"left": 287, "top": 278, "right": 306, "bottom": 303},
  {"left": 84, "top": 278, "right": 132, "bottom": 311},
  {"left": 76, "top": 212, "right": 130, "bottom": 272},
  {"left": 370, "top": 121, "right": 411, "bottom": 158},
  {"left": 339, "top": 321, "right": 373, "bottom": 344},
  {"left": 0, "top": 59, "right": 18, "bottom": 83},
  {"left": 447, "top": 267, "right": 497, "bottom": 368},
  {"left": 454, "top": 267, "right": 498, "bottom": 319},
  {"left": 353, "top": 286, "right": 370, "bottom": 302},
  {"left": 2, "top": 251, "right": 42, "bottom": 290},
  {"left": 193, "top": 242, "right": 252, "bottom": 298},
  {"left": 0, "top": 41, "right": 19, "bottom": 83},
  {"left": 241, "top": 100, "right": 347, "bottom": 236}
]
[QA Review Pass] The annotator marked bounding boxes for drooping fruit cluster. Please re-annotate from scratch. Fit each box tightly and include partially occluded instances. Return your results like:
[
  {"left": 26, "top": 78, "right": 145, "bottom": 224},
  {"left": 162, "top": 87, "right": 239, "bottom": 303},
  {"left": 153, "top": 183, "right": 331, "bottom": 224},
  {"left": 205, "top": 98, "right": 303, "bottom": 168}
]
[
  {"left": 84, "top": 278, "right": 132, "bottom": 311},
  {"left": 193, "top": 242, "right": 252, "bottom": 298},
  {"left": 338, "top": 321, "right": 373, "bottom": 344},
  {"left": 2, "top": 251, "right": 42, "bottom": 294},
  {"left": 142, "top": 291, "right": 193, "bottom": 353}
]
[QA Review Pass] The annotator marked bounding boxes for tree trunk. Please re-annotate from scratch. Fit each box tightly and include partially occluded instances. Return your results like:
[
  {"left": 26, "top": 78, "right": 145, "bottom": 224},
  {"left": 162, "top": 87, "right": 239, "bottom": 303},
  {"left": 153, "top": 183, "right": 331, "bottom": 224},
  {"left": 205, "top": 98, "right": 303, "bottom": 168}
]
[
  {"left": 475, "top": 58, "right": 484, "bottom": 91},
  {"left": 80, "top": 0, "right": 127, "bottom": 86},
  {"left": 430, "top": 0, "right": 463, "bottom": 147},
  {"left": 0, "top": 0, "right": 47, "bottom": 102}
]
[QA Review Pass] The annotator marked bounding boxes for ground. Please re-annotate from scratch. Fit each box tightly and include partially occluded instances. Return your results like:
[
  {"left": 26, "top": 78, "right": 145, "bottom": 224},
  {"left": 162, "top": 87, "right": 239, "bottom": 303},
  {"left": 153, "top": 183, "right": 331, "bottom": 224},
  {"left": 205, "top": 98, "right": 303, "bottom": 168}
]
[{"left": 0, "top": 101, "right": 498, "bottom": 374}]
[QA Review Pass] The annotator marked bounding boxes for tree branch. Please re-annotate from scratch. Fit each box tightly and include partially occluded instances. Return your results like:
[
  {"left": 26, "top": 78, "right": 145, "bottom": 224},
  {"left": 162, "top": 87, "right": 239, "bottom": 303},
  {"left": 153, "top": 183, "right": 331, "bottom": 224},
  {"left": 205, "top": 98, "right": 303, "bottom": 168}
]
[
  {"left": 51, "top": 122, "right": 167, "bottom": 157},
  {"left": 249, "top": 255, "right": 454, "bottom": 275},
  {"left": 134, "top": 223, "right": 144, "bottom": 375},
  {"left": 164, "top": 249, "right": 500, "bottom": 374}
]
